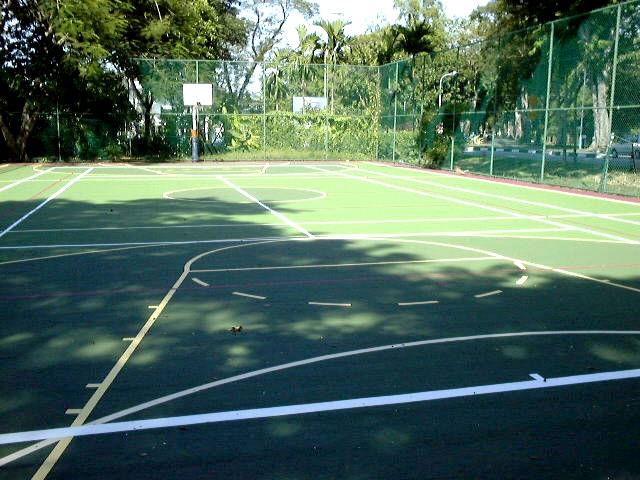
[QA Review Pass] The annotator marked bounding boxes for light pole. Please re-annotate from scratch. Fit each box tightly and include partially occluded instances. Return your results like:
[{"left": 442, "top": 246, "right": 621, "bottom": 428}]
[{"left": 438, "top": 71, "right": 457, "bottom": 108}]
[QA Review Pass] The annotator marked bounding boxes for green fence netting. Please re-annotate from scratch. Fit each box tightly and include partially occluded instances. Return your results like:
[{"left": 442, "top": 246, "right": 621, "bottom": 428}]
[{"left": 2, "top": 1, "right": 640, "bottom": 196}]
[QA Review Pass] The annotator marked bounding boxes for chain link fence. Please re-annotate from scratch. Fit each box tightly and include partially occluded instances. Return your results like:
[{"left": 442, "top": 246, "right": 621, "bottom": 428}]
[{"left": 2, "top": 0, "right": 639, "bottom": 196}]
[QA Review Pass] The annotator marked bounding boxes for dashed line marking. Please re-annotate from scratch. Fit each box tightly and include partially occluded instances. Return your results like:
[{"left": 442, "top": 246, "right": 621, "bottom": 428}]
[
  {"left": 529, "top": 373, "right": 545, "bottom": 382},
  {"left": 514, "top": 261, "right": 527, "bottom": 271},
  {"left": 308, "top": 302, "right": 352, "bottom": 307},
  {"left": 192, "top": 278, "right": 209, "bottom": 287},
  {"left": 398, "top": 300, "right": 439, "bottom": 306},
  {"left": 232, "top": 291, "right": 267, "bottom": 300},
  {"left": 85, "top": 384, "right": 101, "bottom": 389},
  {"left": 122, "top": 337, "right": 135, "bottom": 342},
  {"left": 148, "top": 305, "right": 159, "bottom": 309},
  {"left": 64, "top": 409, "right": 82, "bottom": 416},
  {"left": 474, "top": 290, "right": 503, "bottom": 298},
  {"left": 516, "top": 275, "right": 529, "bottom": 285}
]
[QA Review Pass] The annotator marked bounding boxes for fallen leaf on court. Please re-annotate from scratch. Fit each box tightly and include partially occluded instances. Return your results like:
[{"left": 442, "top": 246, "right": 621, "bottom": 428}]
[{"left": 229, "top": 325, "right": 243, "bottom": 333}]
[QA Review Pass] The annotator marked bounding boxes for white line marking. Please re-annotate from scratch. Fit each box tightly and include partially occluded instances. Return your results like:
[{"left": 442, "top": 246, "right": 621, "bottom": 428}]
[
  {"left": 148, "top": 305, "right": 159, "bottom": 309},
  {"left": 529, "top": 373, "right": 545, "bottom": 382},
  {"left": 232, "top": 291, "right": 267, "bottom": 300},
  {"left": 366, "top": 161, "right": 640, "bottom": 207},
  {"left": 85, "top": 384, "right": 101, "bottom": 389},
  {"left": 474, "top": 290, "right": 503, "bottom": 298},
  {"left": 4, "top": 330, "right": 640, "bottom": 467},
  {"left": 0, "top": 230, "right": 569, "bottom": 250},
  {"left": 3, "top": 367, "right": 640, "bottom": 445},
  {"left": 308, "top": 302, "right": 352, "bottom": 307},
  {"left": 309, "top": 166, "right": 637, "bottom": 245},
  {"left": 0, "top": 169, "right": 93, "bottom": 239},
  {"left": 516, "top": 275, "right": 529, "bottom": 285},
  {"left": 398, "top": 300, "right": 439, "bottom": 306},
  {"left": 0, "top": 164, "right": 8, "bottom": 168},
  {"left": 514, "top": 261, "right": 526, "bottom": 271},
  {"left": 163, "top": 186, "right": 326, "bottom": 204},
  {"left": 0, "top": 168, "right": 51, "bottom": 194},
  {"left": 192, "top": 277, "right": 209, "bottom": 287},
  {"left": 191, "top": 257, "right": 495, "bottom": 273},
  {"left": 64, "top": 409, "right": 82, "bottom": 416},
  {"left": 12, "top": 213, "right": 640, "bottom": 233},
  {"left": 122, "top": 337, "right": 134, "bottom": 342},
  {"left": 219, "top": 177, "right": 314, "bottom": 238}
]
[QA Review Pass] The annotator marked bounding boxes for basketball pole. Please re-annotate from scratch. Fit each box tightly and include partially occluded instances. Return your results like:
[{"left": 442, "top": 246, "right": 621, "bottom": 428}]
[{"left": 191, "top": 103, "right": 199, "bottom": 162}]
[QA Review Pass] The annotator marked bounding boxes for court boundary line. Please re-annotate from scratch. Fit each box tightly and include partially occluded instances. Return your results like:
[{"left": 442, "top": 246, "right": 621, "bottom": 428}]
[
  {"left": 359, "top": 164, "right": 640, "bottom": 229},
  {"left": 3, "top": 330, "right": 640, "bottom": 464},
  {"left": 10, "top": 212, "right": 640, "bottom": 234},
  {"left": 0, "top": 168, "right": 94, "bottom": 239},
  {"left": 366, "top": 161, "right": 640, "bottom": 207},
  {"left": 219, "top": 176, "right": 314, "bottom": 238},
  {"left": 3, "top": 366, "right": 640, "bottom": 445},
  {"left": 308, "top": 166, "right": 638, "bottom": 244},
  {"left": 0, "top": 228, "right": 571, "bottom": 250}
]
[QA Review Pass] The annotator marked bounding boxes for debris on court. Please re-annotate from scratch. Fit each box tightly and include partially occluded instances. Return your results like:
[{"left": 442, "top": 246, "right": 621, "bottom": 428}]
[{"left": 229, "top": 325, "right": 243, "bottom": 333}]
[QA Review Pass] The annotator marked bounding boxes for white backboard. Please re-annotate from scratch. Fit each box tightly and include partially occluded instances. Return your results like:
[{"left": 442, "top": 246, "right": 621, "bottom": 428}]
[
  {"left": 183, "top": 84, "right": 213, "bottom": 106},
  {"left": 293, "top": 96, "right": 327, "bottom": 113}
]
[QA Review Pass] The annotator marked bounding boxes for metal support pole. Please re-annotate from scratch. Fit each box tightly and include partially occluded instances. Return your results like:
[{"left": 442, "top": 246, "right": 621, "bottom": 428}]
[
  {"left": 262, "top": 64, "right": 267, "bottom": 160},
  {"left": 56, "top": 104, "right": 61, "bottom": 162},
  {"left": 489, "top": 38, "right": 500, "bottom": 177},
  {"left": 540, "top": 22, "right": 555, "bottom": 182},
  {"left": 392, "top": 62, "right": 399, "bottom": 163},
  {"left": 376, "top": 66, "right": 381, "bottom": 161},
  {"left": 600, "top": 4, "right": 622, "bottom": 192},
  {"left": 195, "top": 60, "right": 199, "bottom": 83},
  {"left": 191, "top": 106, "right": 199, "bottom": 162},
  {"left": 324, "top": 64, "right": 329, "bottom": 159},
  {"left": 578, "top": 70, "right": 586, "bottom": 150}
]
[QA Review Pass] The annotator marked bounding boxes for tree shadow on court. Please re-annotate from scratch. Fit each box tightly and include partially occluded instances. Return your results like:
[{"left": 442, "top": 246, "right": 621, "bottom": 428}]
[{"left": 1, "top": 195, "right": 640, "bottom": 480}]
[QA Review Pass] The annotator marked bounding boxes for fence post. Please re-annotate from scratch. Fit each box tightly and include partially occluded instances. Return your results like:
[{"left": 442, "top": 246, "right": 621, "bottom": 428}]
[
  {"left": 195, "top": 60, "right": 199, "bottom": 83},
  {"left": 392, "top": 62, "right": 399, "bottom": 163},
  {"left": 324, "top": 64, "right": 329, "bottom": 160},
  {"left": 262, "top": 63, "right": 267, "bottom": 160},
  {"left": 56, "top": 103, "right": 62, "bottom": 162},
  {"left": 600, "top": 4, "right": 622, "bottom": 193},
  {"left": 489, "top": 38, "right": 501, "bottom": 177},
  {"left": 540, "top": 21, "right": 555, "bottom": 182}
]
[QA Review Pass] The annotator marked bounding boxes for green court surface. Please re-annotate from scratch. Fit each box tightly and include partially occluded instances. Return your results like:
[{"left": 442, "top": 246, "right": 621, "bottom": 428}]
[{"left": 1, "top": 161, "right": 640, "bottom": 479}]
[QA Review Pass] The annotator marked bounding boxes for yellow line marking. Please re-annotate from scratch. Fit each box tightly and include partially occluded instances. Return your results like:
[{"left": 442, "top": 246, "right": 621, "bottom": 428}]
[
  {"left": 192, "top": 277, "right": 209, "bottom": 287},
  {"left": 31, "top": 268, "right": 190, "bottom": 480},
  {"left": 398, "top": 300, "right": 439, "bottom": 306},
  {"left": 516, "top": 275, "right": 529, "bottom": 286},
  {"left": 64, "top": 409, "right": 82, "bottom": 415},
  {"left": 85, "top": 384, "right": 101, "bottom": 389},
  {"left": 122, "top": 337, "right": 135, "bottom": 342},
  {"left": 0, "top": 244, "right": 155, "bottom": 267},
  {"left": 308, "top": 302, "right": 352, "bottom": 307},
  {"left": 232, "top": 291, "right": 267, "bottom": 300},
  {"left": 474, "top": 290, "right": 503, "bottom": 298}
]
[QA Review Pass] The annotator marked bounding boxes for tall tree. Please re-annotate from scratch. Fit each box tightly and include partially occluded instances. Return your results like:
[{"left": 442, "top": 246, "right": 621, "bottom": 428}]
[{"left": 0, "top": 0, "right": 127, "bottom": 161}]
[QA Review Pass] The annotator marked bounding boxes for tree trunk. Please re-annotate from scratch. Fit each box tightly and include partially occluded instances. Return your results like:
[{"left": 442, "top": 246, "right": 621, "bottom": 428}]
[
  {"left": 0, "top": 102, "right": 37, "bottom": 162},
  {"left": 590, "top": 71, "right": 610, "bottom": 151}
]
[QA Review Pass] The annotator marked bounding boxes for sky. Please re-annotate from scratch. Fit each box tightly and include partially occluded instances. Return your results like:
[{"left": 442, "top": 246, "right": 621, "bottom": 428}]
[{"left": 282, "top": 0, "right": 490, "bottom": 47}]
